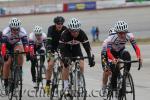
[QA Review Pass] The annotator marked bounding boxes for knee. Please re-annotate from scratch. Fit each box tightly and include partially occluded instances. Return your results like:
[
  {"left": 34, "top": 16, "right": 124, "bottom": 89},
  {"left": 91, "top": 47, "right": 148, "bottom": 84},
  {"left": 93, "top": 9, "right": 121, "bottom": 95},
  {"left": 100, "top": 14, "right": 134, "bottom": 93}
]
[{"left": 47, "top": 61, "right": 53, "bottom": 71}]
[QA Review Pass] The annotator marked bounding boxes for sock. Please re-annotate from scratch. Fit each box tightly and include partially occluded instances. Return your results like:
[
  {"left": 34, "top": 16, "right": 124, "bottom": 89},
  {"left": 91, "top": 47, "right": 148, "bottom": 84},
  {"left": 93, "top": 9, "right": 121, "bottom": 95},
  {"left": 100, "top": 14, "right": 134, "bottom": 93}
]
[{"left": 63, "top": 80, "right": 69, "bottom": 90}]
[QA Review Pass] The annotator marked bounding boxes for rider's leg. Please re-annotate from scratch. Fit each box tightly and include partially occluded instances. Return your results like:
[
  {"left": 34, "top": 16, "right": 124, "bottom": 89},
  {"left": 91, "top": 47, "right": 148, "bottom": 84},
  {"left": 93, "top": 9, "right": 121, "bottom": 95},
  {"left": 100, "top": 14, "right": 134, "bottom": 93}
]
[
  {"left": 30, "top": 58, "right": 36, "bottom": 83},
  {"left": 79, "top": 60, "right": 84, "bottom": 73},
  {"left": 62, "top": 61, "right": 69, "bottom": 90},
  {"left": 101, "top": 51, "right": 109, "bottom": 88},
  {"left": 120, "top": 50, "right": 131, "bottom": 72},
  {"left": 3, "top": 56, "right": 12, "bottom": 87},
  {"left": 100, "top": 51, "right": 112, "bottom": 96},
  {"left": 14, "top": 44, "right": 24, "bottom": 67},
  {"left": 46, "top": 59, "right": 54, "bottom": 85}
]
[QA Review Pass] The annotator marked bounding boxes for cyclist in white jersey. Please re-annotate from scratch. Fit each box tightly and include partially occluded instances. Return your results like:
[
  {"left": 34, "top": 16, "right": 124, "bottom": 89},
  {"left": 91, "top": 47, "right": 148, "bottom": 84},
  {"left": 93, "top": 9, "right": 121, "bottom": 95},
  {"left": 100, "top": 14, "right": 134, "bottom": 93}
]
[
  {"left": 1, "top": 18, "right": 29, "bottom": 90},
  {"left": 28, "top": 25, "right": 47, "bottom": 87},
  {"left": 100, "top": 21, "right": 142, "bottom": 97}
]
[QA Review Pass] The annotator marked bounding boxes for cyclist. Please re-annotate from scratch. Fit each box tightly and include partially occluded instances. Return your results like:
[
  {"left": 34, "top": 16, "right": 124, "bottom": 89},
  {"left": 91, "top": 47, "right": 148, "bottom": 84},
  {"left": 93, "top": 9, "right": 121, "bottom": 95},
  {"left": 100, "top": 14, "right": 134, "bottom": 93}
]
[
  {"left": 59, "top": 18, "right": 95, "bottom": 94},
  {"left": 100, "top": 21, "right": 142, "bottom": 97},
  {"left": 28, "top": 25, "right": 47, "bottom": 87},
  {"left": 108, "top": 27, "right": 115, "bottom": 36},
  {"left": 1, "top": 17, "right": 29, "bottom": 90},
  {"left": 44, "top": 16, "right": 67, "bottom": 95}
]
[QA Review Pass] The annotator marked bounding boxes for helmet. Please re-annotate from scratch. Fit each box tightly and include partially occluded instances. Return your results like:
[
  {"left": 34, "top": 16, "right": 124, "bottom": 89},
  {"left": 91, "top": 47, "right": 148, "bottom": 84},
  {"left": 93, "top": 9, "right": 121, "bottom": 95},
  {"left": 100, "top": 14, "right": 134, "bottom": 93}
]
[
  {"left": 108, "top": 27, "right": 115, "bottom": 35},
  {"left": 114, "top": 21, "right": 128, "bottom": 33},
  {"left": 33, "top": 25, "right": 42, "bottom": 35},
  {"left": 9, "top": 17, "right": 21, "bottom": 29},
  {"left": 68, "top": 18, "right": 81, "bottom": 30},
  {"left": 54, "top": 16, "right": 65, "bottom": 24}
]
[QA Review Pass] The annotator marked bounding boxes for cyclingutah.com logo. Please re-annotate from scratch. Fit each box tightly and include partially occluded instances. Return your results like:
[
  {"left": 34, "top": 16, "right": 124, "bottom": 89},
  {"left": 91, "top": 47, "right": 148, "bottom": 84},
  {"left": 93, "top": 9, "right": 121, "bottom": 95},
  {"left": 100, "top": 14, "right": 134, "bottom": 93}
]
[{"left": 0, "top": 88, "right": 102, "bottom": 98}]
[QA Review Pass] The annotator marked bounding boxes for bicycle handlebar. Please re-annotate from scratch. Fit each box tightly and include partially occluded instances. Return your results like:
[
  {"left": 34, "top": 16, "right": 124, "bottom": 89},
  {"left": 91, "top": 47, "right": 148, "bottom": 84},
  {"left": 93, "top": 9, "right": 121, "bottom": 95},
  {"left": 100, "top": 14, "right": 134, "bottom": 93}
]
[
  {"left": 118, "top": 59, "right": 142, "bottom": 70},
  {"left": 63, "top": 56, "right": 89, "bottom": 60},
  {"left": 6, "top": 51, "right": 26, "bottom": 55},
  {"left": 34, "top": 53, "right": 47, "bottom": 56}
]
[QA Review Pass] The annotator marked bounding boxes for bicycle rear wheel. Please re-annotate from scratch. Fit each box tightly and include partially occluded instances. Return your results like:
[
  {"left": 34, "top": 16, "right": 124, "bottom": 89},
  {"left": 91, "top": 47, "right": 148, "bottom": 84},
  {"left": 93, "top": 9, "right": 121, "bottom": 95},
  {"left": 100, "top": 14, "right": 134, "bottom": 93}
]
[{"left": 119, "top": 72, "right": 135, "bottom": 100}]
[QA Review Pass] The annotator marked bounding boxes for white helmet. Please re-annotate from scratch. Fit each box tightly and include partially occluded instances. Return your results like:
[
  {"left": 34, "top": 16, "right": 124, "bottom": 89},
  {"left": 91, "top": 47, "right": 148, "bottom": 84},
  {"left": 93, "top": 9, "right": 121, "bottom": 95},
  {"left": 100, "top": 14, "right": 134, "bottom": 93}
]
[
  {"left": 33, "top": 25, "right": 42, "bottom": 35},
  {"left": 108, "top": 27, "right": 116, "bottom": 35},
  {"left": 68, "top": 18, "right": 81, "bottom": 30},
  {"left": 114, "top": 21, "right": 128, "bottom": 33},
  {"left": 9, "top": 17, "right": 21, "bottom": 29}
]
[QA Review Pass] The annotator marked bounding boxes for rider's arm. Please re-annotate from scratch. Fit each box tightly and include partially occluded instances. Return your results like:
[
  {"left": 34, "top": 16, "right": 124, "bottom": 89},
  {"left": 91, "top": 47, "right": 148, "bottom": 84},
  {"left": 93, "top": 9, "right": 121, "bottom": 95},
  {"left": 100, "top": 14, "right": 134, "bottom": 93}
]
[
  {"left": 104, "top": 37, "right": 116, "bottom": 60},
  {"left": 46, "top": 26, "right": 53, "bottom": 51},
  {"left": 1, "top": 35, "right": 8, "bottom": 57},
  {"left": 80, "top": 31, "right": 92, "bottom": 57},
  {"left": 20, "top": 28, "right": 29, "bottom": 46},
  {"left": 43, "top": 32, "right": 47, "bottom": 48},
  {"left": 128, "top": 33, "right": 141, "bottom": 59},
  {"left": 21, "top": 36, "right": 28, "bottom": 46}
]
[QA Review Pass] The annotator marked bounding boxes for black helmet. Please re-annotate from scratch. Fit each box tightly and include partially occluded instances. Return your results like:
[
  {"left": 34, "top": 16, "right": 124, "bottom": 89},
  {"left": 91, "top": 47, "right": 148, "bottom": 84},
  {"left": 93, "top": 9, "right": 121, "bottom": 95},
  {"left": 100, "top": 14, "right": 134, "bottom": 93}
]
[{"left": 54, "top": 16, "right": 65, "bottom": 24}]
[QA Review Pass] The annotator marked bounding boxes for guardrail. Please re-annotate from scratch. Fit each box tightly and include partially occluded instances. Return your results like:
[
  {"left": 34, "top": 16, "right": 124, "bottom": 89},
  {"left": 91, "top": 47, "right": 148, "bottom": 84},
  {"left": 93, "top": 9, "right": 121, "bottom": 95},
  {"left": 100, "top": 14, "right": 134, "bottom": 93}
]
[{"left": 0, "top": 0, "right": 150, "bottom": 16}]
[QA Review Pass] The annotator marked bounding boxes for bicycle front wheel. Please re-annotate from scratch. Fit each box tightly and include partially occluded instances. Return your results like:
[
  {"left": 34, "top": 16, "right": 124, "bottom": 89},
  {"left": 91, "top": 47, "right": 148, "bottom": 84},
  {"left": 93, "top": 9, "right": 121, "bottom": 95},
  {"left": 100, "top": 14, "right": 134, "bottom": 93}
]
[
  {"left": 73, "top": 71, "right": 87, "bottom": 100},
  {"left": 119, "top": 72, "right": 135, "bottom": 100}
]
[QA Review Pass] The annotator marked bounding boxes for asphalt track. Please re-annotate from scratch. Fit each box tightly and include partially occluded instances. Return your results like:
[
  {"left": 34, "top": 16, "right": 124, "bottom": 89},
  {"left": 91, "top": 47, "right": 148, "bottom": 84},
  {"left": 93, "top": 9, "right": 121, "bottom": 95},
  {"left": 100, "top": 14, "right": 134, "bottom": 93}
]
[{"left": 0, "top": 7, "right": 150, "bottom": 100}]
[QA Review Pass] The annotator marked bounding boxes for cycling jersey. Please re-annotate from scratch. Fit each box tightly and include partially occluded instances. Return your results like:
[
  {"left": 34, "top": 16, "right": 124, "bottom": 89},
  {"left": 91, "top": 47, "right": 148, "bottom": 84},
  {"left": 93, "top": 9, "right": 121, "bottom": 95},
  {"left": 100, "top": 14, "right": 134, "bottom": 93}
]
[
  {"left": 102, "top": 32, "right": 141, "bottom": 60},
  {"left": 47, "top": 25, "right": 67, "bottom": 52},
  {"left": 29, "top": 32, "right": 47, "bottom": 50},
  {"left": 2, "top": 27, "right": 28, "bottom": 46},
  {"left": 59, "top": 29, "right": 92, "bottom": 57}
]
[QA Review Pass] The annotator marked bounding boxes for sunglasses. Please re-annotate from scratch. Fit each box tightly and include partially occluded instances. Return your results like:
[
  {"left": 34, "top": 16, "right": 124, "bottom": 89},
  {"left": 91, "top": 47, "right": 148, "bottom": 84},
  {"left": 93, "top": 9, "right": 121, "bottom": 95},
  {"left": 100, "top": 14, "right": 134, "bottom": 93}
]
[
  {"left": 11, "top": 28, "right": 20, "bottom": 32},
  {"left": 70, "top": 29, "right": 80, "bottom": 32},
  {"left": 56, "top": 23, "right": 63, "bottom": 25}
]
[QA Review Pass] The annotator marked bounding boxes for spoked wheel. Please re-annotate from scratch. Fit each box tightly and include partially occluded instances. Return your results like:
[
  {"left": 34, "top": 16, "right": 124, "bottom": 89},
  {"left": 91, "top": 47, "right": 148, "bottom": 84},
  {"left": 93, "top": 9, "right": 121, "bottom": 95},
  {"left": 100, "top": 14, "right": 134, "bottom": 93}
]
[
  {"left": 77, "top": 73, "right": 87, "bottom": 100},
  {"left": 8, "top": 68, "right": 22, "bottom": 100},
  {"left": 72, "top": 71, "right": 87, "bottom": 100},
  {"left": 50, "top": 71, "right": 62, "bottom": 100},
  {"left": 119, "top": 72, "right": 135, "bottom": 100},
  {"left": 59, "top": 73, "right": 73, "bottom": 100},
  {"left": 107, "top": 89, "right": 113, "bottom": 100}
]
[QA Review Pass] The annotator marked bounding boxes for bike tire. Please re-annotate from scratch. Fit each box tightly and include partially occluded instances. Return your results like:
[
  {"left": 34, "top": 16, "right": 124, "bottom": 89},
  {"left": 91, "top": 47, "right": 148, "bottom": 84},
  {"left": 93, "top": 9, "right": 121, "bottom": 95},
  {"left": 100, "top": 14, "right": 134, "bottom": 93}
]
[{"left": 120, "top": 72, "right": 135, "bottom": 100}]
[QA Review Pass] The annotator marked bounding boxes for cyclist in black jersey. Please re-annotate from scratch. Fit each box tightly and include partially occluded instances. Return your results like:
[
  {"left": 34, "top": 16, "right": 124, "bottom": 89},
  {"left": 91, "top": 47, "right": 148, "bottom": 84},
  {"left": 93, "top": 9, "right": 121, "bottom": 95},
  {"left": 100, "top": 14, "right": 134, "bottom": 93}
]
[
  {"left": 44, "top": 16, "right": 67, "bottom": 95},
  {"left": 59, "top": 18, "right": 95, "bottom": 94}
]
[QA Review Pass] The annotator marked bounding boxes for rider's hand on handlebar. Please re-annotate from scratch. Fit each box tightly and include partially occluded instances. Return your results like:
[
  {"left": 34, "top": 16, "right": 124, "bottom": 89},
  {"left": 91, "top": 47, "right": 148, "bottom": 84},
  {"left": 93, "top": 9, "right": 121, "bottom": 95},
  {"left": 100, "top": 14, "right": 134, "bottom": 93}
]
[
  {"left": 138, "top": 57, "right": 143, "bottom": 68},
  {"left": 88, "top": 54, "right": 95, "bottom": 67},
  {"left": 112, "top": 58, "right": 119, "bottom": 64}
]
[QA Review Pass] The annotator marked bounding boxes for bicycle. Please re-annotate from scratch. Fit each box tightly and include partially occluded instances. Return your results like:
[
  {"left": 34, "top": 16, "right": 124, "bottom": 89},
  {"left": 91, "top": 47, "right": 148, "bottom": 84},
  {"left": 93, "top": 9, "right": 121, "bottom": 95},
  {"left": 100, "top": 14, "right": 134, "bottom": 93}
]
[
  {"left": 59, "top": 56, "right": 88, "bottom": 100},
  {"left": 106, "top": 59, "right": 141, "bottom": 100},
  {"left": 50, "top": 50, "right": 63, "bottom": 100},
  {"left": 33, "top": 52, "right": 46, "bottom": 93},
  {"left": 6, "top": 50, "right": 26, "bottom": 100}
]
